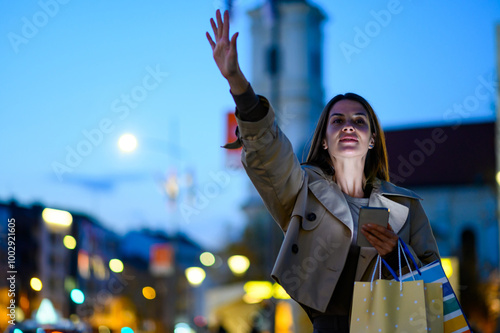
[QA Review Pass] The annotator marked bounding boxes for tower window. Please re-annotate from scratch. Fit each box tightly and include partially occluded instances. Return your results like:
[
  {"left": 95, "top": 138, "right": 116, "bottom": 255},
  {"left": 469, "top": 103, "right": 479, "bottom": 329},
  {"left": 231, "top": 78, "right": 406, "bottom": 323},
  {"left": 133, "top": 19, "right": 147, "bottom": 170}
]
[{"left": 267, "top": 46, "right": 279, "bottom": 75}]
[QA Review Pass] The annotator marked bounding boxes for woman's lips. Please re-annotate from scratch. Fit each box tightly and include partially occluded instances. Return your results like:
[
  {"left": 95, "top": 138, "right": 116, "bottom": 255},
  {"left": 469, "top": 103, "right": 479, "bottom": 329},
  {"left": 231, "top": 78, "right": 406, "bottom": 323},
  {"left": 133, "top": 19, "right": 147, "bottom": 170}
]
[{"left": 340, "top": 135, "right": 358, "bottom": 142}]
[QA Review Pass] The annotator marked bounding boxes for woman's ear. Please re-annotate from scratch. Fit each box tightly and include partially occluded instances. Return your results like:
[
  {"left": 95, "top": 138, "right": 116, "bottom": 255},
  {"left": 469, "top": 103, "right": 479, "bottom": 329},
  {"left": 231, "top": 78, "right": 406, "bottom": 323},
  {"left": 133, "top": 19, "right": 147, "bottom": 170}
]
[
  {"left": 369, "top": 134, "right": 376, "bottom": 149},
  {"left": 322, "top": 139, "right": 328, "bottom": 150}
]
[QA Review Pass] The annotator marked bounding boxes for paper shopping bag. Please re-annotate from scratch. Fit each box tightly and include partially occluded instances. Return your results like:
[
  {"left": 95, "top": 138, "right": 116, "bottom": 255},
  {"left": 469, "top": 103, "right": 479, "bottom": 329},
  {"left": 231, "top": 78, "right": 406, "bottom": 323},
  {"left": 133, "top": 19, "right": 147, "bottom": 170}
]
[
  {"left": 350, "top": 279, "right": 429, "bottom": 332},
  {"left": 396, "top": 240, "right": 472, "bottom": 333},
  {"left": 399, "top": 260, "right": 471, "bottom": 333},
  {"left": 380, "top": 239, "right": 444, "bottom": 332},
  {"left": 423, "top": 282, "right": 444, "bottom": 332}
]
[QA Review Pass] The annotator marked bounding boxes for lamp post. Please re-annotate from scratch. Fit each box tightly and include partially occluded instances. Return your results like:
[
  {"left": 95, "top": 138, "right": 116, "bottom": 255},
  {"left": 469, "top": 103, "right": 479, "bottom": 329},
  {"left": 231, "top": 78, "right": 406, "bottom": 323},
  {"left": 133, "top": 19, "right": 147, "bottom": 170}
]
[
  {"left": 116, "top": 133, "right": 194, "bottom": 209},
  {"left": 117, "top": 132, "right": 197, "bottom": 330}
]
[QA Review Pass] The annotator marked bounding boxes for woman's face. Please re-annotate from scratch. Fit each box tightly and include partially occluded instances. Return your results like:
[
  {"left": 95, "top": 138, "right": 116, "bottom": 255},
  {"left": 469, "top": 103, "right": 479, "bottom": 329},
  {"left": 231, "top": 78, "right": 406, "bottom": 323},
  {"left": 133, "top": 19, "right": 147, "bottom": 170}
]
[{"left": 322, "top": 99, "right": 375, "bottom": 160}]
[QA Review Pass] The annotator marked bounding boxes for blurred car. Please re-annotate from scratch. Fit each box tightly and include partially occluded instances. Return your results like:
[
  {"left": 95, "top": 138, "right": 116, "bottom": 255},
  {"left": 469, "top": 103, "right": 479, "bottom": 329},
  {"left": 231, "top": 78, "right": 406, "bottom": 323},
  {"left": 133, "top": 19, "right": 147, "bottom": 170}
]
[{"left": 4, "top": 320, "right": 90, "bottom": 333}]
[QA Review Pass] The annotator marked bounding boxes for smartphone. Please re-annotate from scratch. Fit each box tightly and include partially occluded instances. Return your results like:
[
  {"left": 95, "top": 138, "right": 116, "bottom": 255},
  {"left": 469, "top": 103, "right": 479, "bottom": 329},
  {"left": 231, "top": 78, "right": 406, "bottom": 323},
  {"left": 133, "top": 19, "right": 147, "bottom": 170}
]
[{"left": 357, "top": 206, "right": 390, "bottom": 247}]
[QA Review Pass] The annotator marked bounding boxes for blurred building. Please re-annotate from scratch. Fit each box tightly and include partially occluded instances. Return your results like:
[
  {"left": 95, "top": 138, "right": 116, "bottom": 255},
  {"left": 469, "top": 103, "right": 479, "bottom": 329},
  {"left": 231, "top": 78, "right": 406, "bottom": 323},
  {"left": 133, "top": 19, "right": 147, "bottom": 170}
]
[
  {"left": 385, "top": 121, "right": 499, "bottom": 328},
  {"left": 0, "top": 201, "right": 44, "bottom": 329},
  {"left": 0, "top": 200, "right": 207, "bottom": 332},
  {"left": 120, "top": 229, "right": 206, "bottom": 332},
  {"left": 385, "top": 121, "right": 498, "bottom": 271},
  {"left": 248, "top": 0, "right": 325, "bottom": 157}
]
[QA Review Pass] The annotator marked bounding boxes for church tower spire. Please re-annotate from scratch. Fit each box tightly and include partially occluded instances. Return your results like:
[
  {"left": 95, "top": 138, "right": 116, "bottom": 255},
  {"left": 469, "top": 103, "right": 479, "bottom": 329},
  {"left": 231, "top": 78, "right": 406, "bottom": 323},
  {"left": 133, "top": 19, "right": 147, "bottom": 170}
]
[{"left": 248, "top": 0, "right": 326, "bottom": 159}]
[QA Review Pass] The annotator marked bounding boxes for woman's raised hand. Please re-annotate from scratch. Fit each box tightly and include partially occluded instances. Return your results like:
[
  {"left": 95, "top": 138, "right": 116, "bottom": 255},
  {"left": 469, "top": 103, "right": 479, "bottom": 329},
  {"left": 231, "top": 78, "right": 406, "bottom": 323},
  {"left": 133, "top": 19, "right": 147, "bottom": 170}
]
[{"left": 206, "top": 10, "right": 248, "bottom": 94}]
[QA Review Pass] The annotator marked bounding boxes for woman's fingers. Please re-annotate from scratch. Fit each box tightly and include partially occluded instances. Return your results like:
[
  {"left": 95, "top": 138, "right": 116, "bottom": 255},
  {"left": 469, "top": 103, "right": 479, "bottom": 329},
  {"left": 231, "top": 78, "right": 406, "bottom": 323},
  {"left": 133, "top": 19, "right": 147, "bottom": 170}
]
[
  {"left": 207, "top": 9, "right": 242, "bottom": 80},
  {"left": 216, "top": 9, "right": 224, "bottom": 39},
  {"left": 364, "top": 236, "right": 392, "bottom": 256},
  {"left": 210, "top": 18, "right": 218, "bottom": 41},
  {"left": 362, "top": 224, "right": 394, "bottom": 238},
  {"left": 361, "top": 224, "right": 398, "bottom": 256},
  {"left": 223, "top": 10, "right": 230, "bottom": 40},
  {"left": 230, "top": 32, "right": 238, "bottom": 50},
  {"left": 206, "top": 32, "right": 216, "bottom": 50},
  {"left": 208, "top": 10, "right": 230, "bottom": 46}
]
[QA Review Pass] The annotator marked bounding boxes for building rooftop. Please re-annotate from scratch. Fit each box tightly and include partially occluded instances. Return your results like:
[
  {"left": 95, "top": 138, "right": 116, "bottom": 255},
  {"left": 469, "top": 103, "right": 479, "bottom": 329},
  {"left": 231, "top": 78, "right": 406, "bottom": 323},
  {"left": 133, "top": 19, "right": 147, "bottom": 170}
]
[{"left": 384, "top": 121, "right": 495, "bottom": 187}]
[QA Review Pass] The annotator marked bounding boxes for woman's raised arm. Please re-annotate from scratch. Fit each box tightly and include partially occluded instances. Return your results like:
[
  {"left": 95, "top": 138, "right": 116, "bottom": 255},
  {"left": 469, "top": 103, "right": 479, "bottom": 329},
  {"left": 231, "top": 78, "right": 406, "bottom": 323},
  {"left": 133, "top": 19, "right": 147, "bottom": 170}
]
[{"left": 206, "top": 9, "right": 249, "bottom": 95}]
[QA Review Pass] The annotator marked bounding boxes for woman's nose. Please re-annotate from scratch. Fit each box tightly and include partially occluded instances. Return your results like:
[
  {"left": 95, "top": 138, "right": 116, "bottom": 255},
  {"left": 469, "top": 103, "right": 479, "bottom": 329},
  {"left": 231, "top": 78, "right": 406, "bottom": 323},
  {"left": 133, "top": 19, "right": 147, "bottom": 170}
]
[{"left": 342, "top": 124, "right": 354, "bottom": 132}]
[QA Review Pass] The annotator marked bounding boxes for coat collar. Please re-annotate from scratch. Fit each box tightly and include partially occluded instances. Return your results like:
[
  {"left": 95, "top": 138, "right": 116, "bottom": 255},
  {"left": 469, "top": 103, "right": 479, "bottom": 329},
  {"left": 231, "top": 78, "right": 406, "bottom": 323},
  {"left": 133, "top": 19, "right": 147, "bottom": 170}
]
[
  {"left": 304, "top": 165, "right": 421, "bottom": 235},
  {"left": 303, "top": 164, "right": 422, "bottom": 200}
]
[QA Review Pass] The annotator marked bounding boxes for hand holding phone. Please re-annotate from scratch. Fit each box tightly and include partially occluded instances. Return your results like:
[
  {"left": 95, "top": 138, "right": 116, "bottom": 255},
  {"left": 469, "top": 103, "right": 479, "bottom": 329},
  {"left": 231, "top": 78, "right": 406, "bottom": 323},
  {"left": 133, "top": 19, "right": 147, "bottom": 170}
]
[{"left": 357, "top": 206, "right": 390, "bottom": 247}]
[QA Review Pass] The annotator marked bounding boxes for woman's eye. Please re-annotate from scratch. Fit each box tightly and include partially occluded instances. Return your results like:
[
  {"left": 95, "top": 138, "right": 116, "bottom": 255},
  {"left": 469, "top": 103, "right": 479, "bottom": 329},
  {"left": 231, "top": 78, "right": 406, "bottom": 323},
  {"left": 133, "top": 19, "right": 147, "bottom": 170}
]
[
  {"left": 356, "top": 119, "right": 366, "bottom": 124},
  {"left": 332, "top": 119, "right": 342, "bottom": 124}
]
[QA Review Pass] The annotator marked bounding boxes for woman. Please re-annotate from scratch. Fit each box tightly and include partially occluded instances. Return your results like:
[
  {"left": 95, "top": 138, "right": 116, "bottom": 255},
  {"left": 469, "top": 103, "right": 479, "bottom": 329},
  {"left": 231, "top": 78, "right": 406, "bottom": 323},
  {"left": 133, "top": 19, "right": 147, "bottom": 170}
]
[{"left": 207, "top": 10, "right": 440, "bottom": 332}]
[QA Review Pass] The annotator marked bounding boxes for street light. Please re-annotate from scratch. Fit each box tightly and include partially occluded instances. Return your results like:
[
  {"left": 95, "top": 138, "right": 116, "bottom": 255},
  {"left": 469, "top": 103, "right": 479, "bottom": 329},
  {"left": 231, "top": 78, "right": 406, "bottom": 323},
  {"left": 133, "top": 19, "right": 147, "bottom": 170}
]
[
  {"left": 42, "top": 208, "right": 73, "bottom": 228},
  {"left": 244, "top": 281, "right": 273, "bottom": 300},
  {"left": 30, "top": 277, "right": 42, "bottom": 291},
  {"left": 109, "top": 258, "right": 124, "bottom": 273},
  {"left": 199, "top": 252, "right": 215, "bottom": 267},
  {"left": 70, "top": 289, "right": 85, "bottom": 304},
  {"left": 227, "top": 255, "right": 250, "bottom": 276},
  {"left": 118, "top": 133, "right": 138, "bottom": 153},
  {"left": 185, "top": 267, "right": 206, "bottom": 286},
  {"left": 63, "top": 235, "right": 77, "bottom": 250},
  {"left": 142, "top": 286, "right": 156, "bottom": 300},
  {"left": 116, "top": 133, "right": 190, "bottom": 203}
]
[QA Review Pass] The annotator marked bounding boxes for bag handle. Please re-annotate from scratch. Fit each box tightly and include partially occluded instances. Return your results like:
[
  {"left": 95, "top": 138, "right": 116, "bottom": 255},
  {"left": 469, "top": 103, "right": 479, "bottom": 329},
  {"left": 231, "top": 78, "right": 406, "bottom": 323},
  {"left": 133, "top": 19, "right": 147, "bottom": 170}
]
[
  {"left": 370, "top": 255, "right": 383, "bottom": 291},
  {"left": 377, "top": 239, "right": 423, "bottom": 291},
  {"left": 399, "top": 238, "right": 422, "bottom": 275},
  {"left": 380, "top": 238, "right": 422, "bottom": 281}
]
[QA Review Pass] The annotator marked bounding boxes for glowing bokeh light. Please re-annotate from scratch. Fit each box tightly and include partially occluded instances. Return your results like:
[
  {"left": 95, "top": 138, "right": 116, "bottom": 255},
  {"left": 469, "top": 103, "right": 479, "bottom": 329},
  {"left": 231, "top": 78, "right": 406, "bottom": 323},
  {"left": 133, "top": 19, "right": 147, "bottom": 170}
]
[
  {"left": 63, "top": 235, "right": 77, "bottom": 249},
  {"left": 109, "top": 258, "right": 124, "bottom": 273},
  {"left": 118, "top": 134, "right": 138, "bottom": 153},
  {"left": 185, "top": 267, "right": 206, "bottom": 286},
  {"left": 42, "top": 208, "right": 72, "bottom": 227},
  {"left": 142, "top": 286, "right": 156, "bottom": 300},
  {"left": 70, "top": 289, "right": 85, "bottom": 304},
  {"left": 30, "top": 277, "right": 42, "bottom": 291},
  {"left": 200, "top": 252, "right": 215, "bottom": 266},
  {"left": 227, "top": 255, "right": 250, "bottom": 275}
]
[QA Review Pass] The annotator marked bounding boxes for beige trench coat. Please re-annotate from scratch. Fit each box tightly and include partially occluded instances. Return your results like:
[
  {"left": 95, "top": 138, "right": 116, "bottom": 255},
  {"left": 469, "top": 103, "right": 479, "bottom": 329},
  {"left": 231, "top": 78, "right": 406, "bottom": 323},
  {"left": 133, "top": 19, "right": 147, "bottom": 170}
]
[{"left": 233, "top": 96, "right": 440, "bottom": 312}]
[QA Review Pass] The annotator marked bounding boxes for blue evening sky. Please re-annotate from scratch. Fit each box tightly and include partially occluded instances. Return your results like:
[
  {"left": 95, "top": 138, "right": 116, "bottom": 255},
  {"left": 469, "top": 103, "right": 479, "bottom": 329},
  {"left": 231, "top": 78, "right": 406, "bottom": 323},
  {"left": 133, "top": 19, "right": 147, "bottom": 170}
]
[{"left": 1, "top": 0, "right": 499, "bottom": 250}]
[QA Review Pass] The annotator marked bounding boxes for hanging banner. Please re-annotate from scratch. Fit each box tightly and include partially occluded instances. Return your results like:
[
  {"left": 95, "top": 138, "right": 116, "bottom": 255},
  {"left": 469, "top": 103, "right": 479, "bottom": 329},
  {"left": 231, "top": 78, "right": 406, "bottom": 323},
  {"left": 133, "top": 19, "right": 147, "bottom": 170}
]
[
  {"left": 150, "top": 243, "right": 174, "bottom": 277},
  {"left": 225, "top": 111, "right": 243, "bottom": 169}
]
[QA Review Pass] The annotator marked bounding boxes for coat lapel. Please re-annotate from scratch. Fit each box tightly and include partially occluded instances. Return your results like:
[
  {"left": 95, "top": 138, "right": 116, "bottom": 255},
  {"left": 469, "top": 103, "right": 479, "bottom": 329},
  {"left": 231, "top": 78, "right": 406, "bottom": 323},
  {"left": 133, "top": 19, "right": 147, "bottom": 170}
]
[
  {"left": 368, "top": 194, "right": 409, "bottom": 234},
  {"left": 308, "top": 179, "right": 354, "bottom": 233},
  {"left": 305, "top": 167, "right": 422, "bottom": 244},
  {"left": 368, "top": 180, "right": 421, "bottom": 234}
]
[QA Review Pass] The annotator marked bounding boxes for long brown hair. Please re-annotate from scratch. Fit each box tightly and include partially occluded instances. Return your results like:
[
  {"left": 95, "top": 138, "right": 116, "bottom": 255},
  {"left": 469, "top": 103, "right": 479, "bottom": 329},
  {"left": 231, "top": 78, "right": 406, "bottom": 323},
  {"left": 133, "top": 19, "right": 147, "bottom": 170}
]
[{"left": 304, "top": 93, "right": 390, "bottom": 183}]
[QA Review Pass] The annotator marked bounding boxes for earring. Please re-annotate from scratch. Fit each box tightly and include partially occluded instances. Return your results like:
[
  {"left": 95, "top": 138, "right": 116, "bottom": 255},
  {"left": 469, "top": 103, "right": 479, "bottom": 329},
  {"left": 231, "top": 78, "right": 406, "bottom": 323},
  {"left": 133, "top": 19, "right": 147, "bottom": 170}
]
[{"left": 368, "top": 144, "right": 374, "bottom": 149}]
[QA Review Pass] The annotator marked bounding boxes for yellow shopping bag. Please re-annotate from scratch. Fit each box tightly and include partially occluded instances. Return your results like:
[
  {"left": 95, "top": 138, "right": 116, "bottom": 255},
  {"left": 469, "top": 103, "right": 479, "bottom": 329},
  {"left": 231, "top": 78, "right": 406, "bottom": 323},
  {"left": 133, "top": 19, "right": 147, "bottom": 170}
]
[
  {"left": 423, "top": 282, "right": 444, "bottom": 332},
  {"left": 350, "top": 254, "right": 444, "bottom": 332},
  {"left": 396, "top": 240, "right": 471, "bottom": 332},
  {"left": 350, "top": 278, "right": 429, "bottom": 332}
]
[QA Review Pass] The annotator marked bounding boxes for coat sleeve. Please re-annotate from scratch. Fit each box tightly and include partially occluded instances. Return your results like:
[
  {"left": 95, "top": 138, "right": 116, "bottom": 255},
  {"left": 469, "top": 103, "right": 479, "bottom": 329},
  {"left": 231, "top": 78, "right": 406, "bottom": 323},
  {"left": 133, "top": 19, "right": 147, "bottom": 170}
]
[
  {"left": 406, "top": 199, "right": 440, "bottom": 267},
  {"left": 373, "top": 198, "right": 440, "bottom": 280},
  {"left": 235, "top": 96, "right": 305, "bottom": 231}
]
